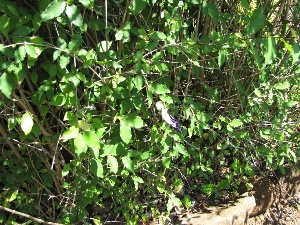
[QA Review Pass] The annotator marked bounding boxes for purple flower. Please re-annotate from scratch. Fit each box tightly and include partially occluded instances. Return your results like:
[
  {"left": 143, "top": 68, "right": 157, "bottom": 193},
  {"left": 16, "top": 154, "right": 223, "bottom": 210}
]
[{"left": 156, "top": 101, "right": 182, "bottom": 133}]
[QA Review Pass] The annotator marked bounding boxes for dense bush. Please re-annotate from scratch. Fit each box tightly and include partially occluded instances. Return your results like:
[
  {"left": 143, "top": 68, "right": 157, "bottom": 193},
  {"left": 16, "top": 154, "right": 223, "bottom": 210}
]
[{"left": 0, "top": 0, "right": 299, "bottom": 224}]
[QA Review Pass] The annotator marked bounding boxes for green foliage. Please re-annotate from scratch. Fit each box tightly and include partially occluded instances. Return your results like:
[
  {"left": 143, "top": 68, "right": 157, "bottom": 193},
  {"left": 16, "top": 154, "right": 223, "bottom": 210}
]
[{"left": 0, "top": 0, "right": 299, "bottom": 224}]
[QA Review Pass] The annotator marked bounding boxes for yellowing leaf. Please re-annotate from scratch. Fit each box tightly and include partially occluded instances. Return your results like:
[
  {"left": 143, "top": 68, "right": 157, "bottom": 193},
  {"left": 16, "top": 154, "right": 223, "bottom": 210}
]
[{"left": 78, "top": 120, "right": 90, "bottom": 131}]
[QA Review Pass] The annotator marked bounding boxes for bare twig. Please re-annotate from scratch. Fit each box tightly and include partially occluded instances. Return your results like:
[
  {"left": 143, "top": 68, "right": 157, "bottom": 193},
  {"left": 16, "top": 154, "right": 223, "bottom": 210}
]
[{"left": 0, "top": 206, "right": 66, "bottom": 225}]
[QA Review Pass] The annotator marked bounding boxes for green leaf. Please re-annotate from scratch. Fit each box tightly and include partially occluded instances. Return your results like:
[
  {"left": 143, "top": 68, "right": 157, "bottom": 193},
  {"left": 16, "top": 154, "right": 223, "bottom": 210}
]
[
  {"left": 68, "top": 34, "right": 83, "bottom": 51},
  {"left": 59, "top": 55, "right": 70, "bottom": 69},
  {"left": 115, "top": 30, "right": 123, "bottom": 41},
  {"left": 8, "top": 190, "right": 18, "bottom": 202},
  {"left": 124, "top": 116, "right": 144, "bottom": 128},
  {"left": 83, "top": 130, "right": 100, "bottom": 148},
  {"left": 167, "top": 194, "right": 182, "bottom": 212},
  {"left": 130, "top": 0, "right": 147, "bottom": 15},
  {"left": 112, "top": 61, "right": 123, "bottom": 69},
  {"left": 247, "top": 7, "right": 266, "bottom": 34},
  {"left": 274, "top": 81, "right": 290, "bottom": 90},
  {"left": 0, "top": 72, "right": 13, "bottom": 98},
  {"left": 264, "top": 36, "right": 276, "bottom": 66},
  {"left": 175, "top": 143, "right": 189, "bottom": 156},
  {"left": 25, "top": 44, "right": 38, "bottom": 58},
  {"left": 65, "top": 4, "right": 84, "bottom": 28},
  {"left": 229, "top": 119, "right": 243, "bottom": 127},
  {"left": 90, "top": 159, "right": 104, "bottom": 178},
  {"left": 0, "top": 14, "right": 11, "bottom": 38},
  {"left": 50, "top": 93, "right": 66, "bottom": 106},
  {"left": 122, "top": 156, "right": 134, "bottom": 172},
  {"left": 20, "top": 112, "right": 34, "bottom": 135},
  {"left": 282, "top": 100, "right": 297, "bottom": 108},
  {"left": 132, "top": 175, "right": 144, "bottom": 190},
  {"left": 107, "top": 155, "right": 118, "bottom": 174},
  {"left": 120, "top": 122, "right": 132, "bottom": 144},
  {"left": 41, "top": 0, "right": 66, "bottom": 21},
  {"left": 149, "top": 31, "right": 166, "bottom": 41},
  {"left": 151, "top": 84, "right": 170, "bottom": 94},
  {"left": 241, "top": 0, "right": 249, "bottom": 9},
  {"left": 162, "top": 157, "right": 171, "bottom": 168},
  {"left": 14, "top": 46, "right": 26, "bottom": 63},
  {"left": 8, "top": 117, "right": 16, "bottom": 130},
  {"left": 218, "top": 47, "right": 226, "bottom": 68},
  {"left": 97, "top": 40, "right": 112, "bottom": 52},
  {"left": 60, "top": 126, "right": 79, "bottom": 141},
  {"left": 232, "top": 159, "right": 241, "bottom": 174},
  {"left": 202, "top": 183, "right": 216, "bottom": 195},
  {"left": 62, "top": 164, "right": 70, "bottom": 177},
  {"left": 79, "top": 0, "right": 94, "bottom": 9},
  {"left": 133, "top": 75, "right": 143, "bottom": 91},
  {"left": 292, "top": 42, "right": 300, "bottom": 65},
  {"left": 74, "top": 133, "right": 88, "bottom": 156},
  {"left": 206, "top": 2, "right": 220, "bottom": 23}
]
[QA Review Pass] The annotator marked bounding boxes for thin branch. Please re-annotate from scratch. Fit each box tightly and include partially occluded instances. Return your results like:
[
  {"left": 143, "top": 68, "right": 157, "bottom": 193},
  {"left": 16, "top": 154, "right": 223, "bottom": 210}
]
[{"left": 0, "top": 206, "right": 66, "bottom": 225}]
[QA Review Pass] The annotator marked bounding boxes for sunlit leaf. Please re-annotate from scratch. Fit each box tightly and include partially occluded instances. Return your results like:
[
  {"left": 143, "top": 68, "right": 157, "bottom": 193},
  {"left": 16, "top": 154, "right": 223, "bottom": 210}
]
[
  {"left": 74, "top": 133, "right": 88, "bottom": 156},
  {"left": 65, "top": 4, "right": 84, "bottom": 28},
  {"left": 202, "top": 183, "right": 216, "bottom": 195},
  {"left": 0, "top": 72, "right": 13, "bottom": 98},
  {"left": 122, "top": 156, "right": 134, "bottom": 172},
  {"left": 50, "top": 93, "right": 66, "bottom": 106},
  {"left": 41, "top": 0, "right": 66, "bottom": 21},
  {"left": 151, "top": 84, "right": 170, "bottom": 94},
  {"left": 20, "top": 112, "right": 34, "bottom": 135},
  {"left": 130, "top": 0, "right": 147, "bottom": 15},
  {"left": 60, "top": 126, "right": 79, "bottom": 141},
  {"left": 133, "top": 75, "right": 143, "bottom": 91},
  {"left": 68, "top": 34, "right": 83, "bottom": 51},
  {"left": 25, "top": 44, "right": 38, "bottom": 58},
  {"left": 90, "top": 159, "right": 104, "bottom": 178},
  {"left": 229, "top": 119, "right": 243, "bottom": 127},
  {"left": 8, "top": 190, "right": 18, "bottom": 202},
  {"left": 120, "top": 122, "right": 132, "bottom": 144},
  {"left": 59, "top": 55, "right": 70, "bottom": 69},
  {"left": 132, "top": 175, "right": 144, "bottom": 190},
  {"left": 79, "top": 0, "right": 94, "bottom": 9},
  {"left": 62, "top": 164, "right": 70, "bottom": 177},
  {"left": 149, "top": 31, "right": 166, "bottom": 41},
  {"left": 175, "top": 143, "right": 189, "bottom": 156},
  {"left": 83, "top": 130, "right": 100, "bottom": 148},
  {"left": 274, "top": 81, "right": 290, "bottom": 90},
  {"left": 14, "top": 45, "right": 26, "bottom": 62},
  {"left": 282, "top": 100, "right": 297, "bottom": 108},
  {"left": 107, "top": 155, "right": 118, "bottom": 174},
  {"left": 124, "top": 116, "right": 144, "bottom": 128}
]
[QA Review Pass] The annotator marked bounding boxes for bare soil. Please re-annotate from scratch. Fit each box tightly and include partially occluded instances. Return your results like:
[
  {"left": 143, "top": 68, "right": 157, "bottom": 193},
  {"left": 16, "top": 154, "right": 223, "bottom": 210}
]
[{"left": 248, "top": 192, "right": 300, "bottom": 225}]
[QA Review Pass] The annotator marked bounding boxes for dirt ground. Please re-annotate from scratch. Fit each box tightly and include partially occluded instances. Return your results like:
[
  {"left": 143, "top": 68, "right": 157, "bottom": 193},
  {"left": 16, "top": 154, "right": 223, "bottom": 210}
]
[{"left": 248, "top": 192, "right": 300, "bottom": 225}]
